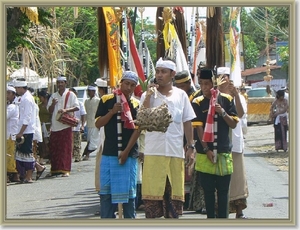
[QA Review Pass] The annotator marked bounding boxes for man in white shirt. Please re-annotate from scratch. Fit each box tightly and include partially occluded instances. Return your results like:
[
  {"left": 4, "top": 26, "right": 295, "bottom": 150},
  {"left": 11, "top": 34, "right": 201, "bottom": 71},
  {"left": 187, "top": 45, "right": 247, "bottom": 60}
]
[
  {"left": 140, "top": 57, "right": 196, "bottom": 218},
  {"left": 82, "top": 85, "right": 101, "bottom": 161},
  {"left": 47, "top": 75, "right": 79, "bottom": 177},
  {"left": 14, "top": 79, "right": 37, "bottom": 183},
  {"left": 6, "top": 86, "right": 20, "bottom": 183},
  {"left": 217, "top": 67, "right": 249, "bottom": 219},
  {"left": 69, "top": 87, "right": 87, "bottom": 162}
]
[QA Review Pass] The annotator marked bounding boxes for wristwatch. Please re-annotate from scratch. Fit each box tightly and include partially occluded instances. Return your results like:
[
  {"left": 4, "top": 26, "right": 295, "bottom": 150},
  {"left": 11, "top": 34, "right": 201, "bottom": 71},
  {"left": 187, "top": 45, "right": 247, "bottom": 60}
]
[
  {"left": 187, "top": 144, "right": 195, "bottom": 149},
  {"left": 203, "top": 146, "right": 209, "bottom": 153},
  {"left": 221, "top": 110, "right": 227, "bottom": 117}
]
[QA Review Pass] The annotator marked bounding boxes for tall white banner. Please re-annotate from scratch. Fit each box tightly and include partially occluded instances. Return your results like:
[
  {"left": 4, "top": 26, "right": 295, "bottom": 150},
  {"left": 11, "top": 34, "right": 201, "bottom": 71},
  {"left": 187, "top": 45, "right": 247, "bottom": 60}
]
[{"left": 229, "top": 7, "right": 242, "bottom": 87}]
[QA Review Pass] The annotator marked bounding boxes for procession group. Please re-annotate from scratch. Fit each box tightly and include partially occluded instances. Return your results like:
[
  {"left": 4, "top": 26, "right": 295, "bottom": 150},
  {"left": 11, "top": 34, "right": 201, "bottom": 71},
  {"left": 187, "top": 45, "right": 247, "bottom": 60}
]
[{"left": 7, "top": 57, "right": 258, "bottom": 219}]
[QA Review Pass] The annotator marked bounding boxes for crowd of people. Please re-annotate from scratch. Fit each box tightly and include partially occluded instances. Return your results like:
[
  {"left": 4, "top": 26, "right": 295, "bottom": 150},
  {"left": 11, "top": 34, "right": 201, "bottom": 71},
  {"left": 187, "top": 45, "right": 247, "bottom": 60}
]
[{"left": 6, "top": 57, "right": 288, "bottom": 220}]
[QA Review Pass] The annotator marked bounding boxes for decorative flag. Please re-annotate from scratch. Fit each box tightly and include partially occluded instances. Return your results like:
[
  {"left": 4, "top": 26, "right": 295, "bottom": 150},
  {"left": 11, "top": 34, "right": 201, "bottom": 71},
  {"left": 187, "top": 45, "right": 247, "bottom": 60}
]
[
  {"left": 229, "top": 7, "right": 242, "bottom": 87},
  {"left": 161, "top": 7, "right": 194, "bottom": 89},
  {"left": 155, "top": 7, "right": 195, "bottom": 90},
  {"left": 20, "top": 7, "right": 39, "bottom": 24},
  {"left": 102, "top": 7, "right": 123, "bottom": 88},
  {"left": 138, "top": 41, "right": 156, "bottom": 80},
  {"left": 114, "top": 88, "right": 135, "bottom": 129},
  {"left": 192, "top": 19, "right": 206, "bottom": 85},
  {"left": 127, "top": 19, "right": 146, "bottom": 98},
  {"left": 202, "top": 88, "right": 218, "bottom": 142}
]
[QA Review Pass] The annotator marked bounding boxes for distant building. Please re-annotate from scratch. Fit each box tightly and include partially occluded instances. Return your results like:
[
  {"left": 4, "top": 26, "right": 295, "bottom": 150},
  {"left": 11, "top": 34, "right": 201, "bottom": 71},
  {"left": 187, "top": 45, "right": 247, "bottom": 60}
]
[{"left": 241, "top": 65, "right": 288, "bottom": 88}]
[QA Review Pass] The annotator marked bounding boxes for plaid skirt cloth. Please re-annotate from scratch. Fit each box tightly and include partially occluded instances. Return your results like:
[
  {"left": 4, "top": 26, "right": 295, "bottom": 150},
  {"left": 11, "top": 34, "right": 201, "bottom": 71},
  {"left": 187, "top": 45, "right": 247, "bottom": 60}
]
[
  {"left": 195, "top": 152, "right": 233, "bottom": 176},
  {"left": 100, "top": 155, "right": 137, "bottom": 203}
]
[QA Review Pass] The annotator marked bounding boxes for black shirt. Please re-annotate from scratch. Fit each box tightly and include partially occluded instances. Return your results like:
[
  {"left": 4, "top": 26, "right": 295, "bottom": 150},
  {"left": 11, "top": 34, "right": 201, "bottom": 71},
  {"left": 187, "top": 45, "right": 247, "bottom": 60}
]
[
  {"left": 95, "top": 93, "right": 140, "bottom": 157},
  {"left": 192, "top": 93, "right": 238, "bottom": 153}
]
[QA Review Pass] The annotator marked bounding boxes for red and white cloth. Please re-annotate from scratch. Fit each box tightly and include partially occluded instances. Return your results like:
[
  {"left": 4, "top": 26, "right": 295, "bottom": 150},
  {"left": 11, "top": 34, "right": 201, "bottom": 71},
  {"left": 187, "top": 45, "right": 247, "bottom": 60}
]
[
  {"left": 202, "top": 88, "right": 219, "bottom": 142},
  {"left": 114, "top": 89, "right": 135, "bottom": 129}
]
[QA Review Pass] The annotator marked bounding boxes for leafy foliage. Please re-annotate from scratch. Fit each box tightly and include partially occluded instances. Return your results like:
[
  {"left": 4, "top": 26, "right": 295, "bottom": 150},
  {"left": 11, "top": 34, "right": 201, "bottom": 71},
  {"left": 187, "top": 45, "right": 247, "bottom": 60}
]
[
  {"left": 7, "top": 7, "right": 53, "bottom": 51},
  {"left": 54, "top": 7, "right": 99, "bottom": 85},
  {"left": 243, "top": 35, "right": 260, "bottom": 69},
  {"left": 277, "top": 46, "right": 289, "bottom": 73}
]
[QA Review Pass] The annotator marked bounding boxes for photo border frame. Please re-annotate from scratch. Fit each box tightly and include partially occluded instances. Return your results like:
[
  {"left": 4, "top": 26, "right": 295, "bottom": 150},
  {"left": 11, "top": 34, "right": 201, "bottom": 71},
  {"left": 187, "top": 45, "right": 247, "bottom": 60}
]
[{"left": 1, "top": 0, "right": 297, "bottom": 227}]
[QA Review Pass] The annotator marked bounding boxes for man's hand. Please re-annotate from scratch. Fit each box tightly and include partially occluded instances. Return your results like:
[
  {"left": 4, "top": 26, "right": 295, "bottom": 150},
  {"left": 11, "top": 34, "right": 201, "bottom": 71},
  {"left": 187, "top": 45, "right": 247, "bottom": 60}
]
[
  {"left": 52, "top": 98, "right": 58, "bottom": 106},
  {"left": 206, "top": 150, "right": 216, "bottom": 164},
  {"left": 215, "top": 103, "right": 223, "bottom": 114},
  {"left": 118, "top": 150, "right": 129, "bottom": 165},
  {"left": 138, "top": 152, "right": 144, "bottom": 163},
  {"left": 16, "top": 133, "right": 23, "bottom": 139},
  {"left": 228, "top": 82, "right": 239, "bottom": 97},
  {"left": 185, "top": 148, "right": 195, "bottom": 167},
  {"left": 110, "top": 102, "right": 122, "bottom": 115},
  {"left": 58, "top": 108, "right": 67, "bottom": 114}
]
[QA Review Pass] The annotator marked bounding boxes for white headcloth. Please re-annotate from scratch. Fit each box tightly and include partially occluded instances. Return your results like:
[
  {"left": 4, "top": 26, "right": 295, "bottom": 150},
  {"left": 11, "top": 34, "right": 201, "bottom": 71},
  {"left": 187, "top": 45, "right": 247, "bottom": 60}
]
[
  {"left": 7, "top": 86, "right": 16, "bottom": 93},
  {"left": 14, "top": 80, "right": 27, "bottom": 87},
  {"left": 156, "top": 57, "right": 176, "bottom": 71},
  {"left": 87, "top": 85, "right": 97, "bottom": 91},
  {"left": 57, "top": 76, "right": 67, "bottom": 81}
]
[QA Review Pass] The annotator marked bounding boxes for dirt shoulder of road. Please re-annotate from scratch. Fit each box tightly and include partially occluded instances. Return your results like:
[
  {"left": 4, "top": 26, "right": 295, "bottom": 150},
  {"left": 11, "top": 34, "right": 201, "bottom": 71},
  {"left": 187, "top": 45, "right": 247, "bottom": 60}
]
[
  {"left": 251, "top": 145, "right": 288, "bottom": 171},
  {"left": 244, "top": 124, "right": 289, "bottom": 172}
]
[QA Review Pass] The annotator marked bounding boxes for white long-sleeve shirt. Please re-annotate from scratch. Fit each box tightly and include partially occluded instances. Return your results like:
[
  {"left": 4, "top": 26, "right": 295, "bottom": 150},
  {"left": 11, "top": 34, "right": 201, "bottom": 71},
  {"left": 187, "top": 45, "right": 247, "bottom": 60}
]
[
  {"left": 33, "top": 103, "right": 43, "bottom": 142},
  {"left": 7, "top": 102, "right": 19, "bottom": 140},
  {"left": 17, "top": 90, "right": 36, "bottom": 134}
]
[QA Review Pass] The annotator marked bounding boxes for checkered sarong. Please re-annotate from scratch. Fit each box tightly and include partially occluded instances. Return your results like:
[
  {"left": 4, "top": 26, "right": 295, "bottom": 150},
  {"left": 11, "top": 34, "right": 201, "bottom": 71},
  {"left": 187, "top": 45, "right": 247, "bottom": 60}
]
[{"left": 202, "top": 88, "right": 218, "bottom": 142}]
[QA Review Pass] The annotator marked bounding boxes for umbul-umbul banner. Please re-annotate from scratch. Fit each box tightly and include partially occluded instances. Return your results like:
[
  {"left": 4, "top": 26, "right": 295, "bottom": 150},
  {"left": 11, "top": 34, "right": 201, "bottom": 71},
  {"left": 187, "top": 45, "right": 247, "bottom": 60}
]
[{"left": 229, "top": 7, "right": 242, "bottom": 87}]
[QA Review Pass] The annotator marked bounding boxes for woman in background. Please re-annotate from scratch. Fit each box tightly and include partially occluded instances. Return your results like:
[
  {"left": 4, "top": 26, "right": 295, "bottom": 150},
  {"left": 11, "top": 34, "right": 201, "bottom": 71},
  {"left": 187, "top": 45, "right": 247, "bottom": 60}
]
[
  {"left": 37, "top": 90, "right": 52, "bottom": 165},
  {"left": 269, "top": 90, "right": 289, "bottom": 152}
]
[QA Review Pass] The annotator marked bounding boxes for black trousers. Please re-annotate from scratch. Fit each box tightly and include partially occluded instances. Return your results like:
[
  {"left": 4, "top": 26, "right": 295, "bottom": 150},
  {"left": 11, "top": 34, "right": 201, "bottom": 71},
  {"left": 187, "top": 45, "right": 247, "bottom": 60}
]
[{"left": 199, "top": 172, "right": 231, "bottom": 218}]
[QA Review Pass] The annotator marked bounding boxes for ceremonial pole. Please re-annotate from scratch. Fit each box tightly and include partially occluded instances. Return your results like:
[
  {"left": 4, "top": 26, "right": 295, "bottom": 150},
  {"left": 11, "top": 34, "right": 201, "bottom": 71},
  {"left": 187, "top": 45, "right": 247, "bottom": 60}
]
[
  {"left": 187, "top": 7, "right": 195, "bottom": 72},
  {"left": 116, "top": 94, "right": 123, "bottom": 218},
  {"left": 138, "top": 7, "right": 147, "bottom": 79},
  {"left": 213, "top": 68, "right": 218, "bottom": 163},
  {"left": 122, "top": 9, "right": 128, "bottom": 71}
]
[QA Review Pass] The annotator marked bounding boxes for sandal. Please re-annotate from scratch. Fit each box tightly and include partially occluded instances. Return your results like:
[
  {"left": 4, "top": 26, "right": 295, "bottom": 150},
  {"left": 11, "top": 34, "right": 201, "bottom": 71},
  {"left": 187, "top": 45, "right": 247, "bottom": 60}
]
[
  {"left": 61, "top": 173, "right": 69, "bottom": 177},
  {"left": 23, "top": 179, "right": 34, "bottom": 183},
  {"left": 36, "top": 166, "right": 46, "bottom": 181},
  {"left": 82, "top": 156, "right": 89, "bottom": 161},
  {"left": 237, "top": 213, "right": 248, "bottom": 219},
  {"left": 45, "top": 173, "right": 55, "bottom": 178}
]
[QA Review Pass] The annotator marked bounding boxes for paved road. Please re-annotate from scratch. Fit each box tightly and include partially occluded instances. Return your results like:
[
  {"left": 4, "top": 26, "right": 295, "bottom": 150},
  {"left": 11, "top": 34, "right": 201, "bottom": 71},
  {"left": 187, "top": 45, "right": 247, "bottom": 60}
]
[{"left": 4, "top": 124, "right": 290, "bottom": 226}]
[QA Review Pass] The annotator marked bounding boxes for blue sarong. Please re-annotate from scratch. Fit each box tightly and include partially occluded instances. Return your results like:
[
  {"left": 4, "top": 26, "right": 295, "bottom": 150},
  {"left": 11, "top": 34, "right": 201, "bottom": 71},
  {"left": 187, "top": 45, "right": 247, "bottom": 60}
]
[{"left": 99, "top": 155, "right": 137, "bottom": 203}]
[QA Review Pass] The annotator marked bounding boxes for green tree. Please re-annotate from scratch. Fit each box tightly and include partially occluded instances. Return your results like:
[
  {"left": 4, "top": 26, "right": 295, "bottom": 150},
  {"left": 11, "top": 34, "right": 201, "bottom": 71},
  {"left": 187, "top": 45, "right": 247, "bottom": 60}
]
[
  {"left": 277, "top": 46, "right": 289, "bottom": 73},
  {"left": 243, "top": 35, "right": 260, "bottom": 69},
  {"left": 132, "top": 16, "right": 157, "bottom": 63},
  {"left": 6, "top": 7, "right": 53, "bottom": 51},
  {"left": 54, "top": 7, "right": 99, "bottom": 85},
  {"left": 240, "top": 6, "right": 288, "bottom": 71}
]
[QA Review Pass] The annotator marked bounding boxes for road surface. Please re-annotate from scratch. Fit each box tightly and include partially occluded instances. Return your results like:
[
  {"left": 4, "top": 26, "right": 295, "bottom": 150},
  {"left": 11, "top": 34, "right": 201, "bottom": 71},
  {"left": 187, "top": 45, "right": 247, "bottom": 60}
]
[{"left": 4, "top": 124, "right": 291, "bottom": 227}]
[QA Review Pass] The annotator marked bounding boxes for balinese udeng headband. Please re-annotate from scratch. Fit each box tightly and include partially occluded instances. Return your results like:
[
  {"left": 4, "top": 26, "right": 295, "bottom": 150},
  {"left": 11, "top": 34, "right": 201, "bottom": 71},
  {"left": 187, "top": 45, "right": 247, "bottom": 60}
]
[
  {"left": 7, "top": 86, "right": 16, "bottom": 93},
  {"left": 57, "top": 76, "right": 67, "bottom": 81},
  {"left": 121, "top": 71, "right": 139, "bottom": 84},
  {"left": 87, "top": 85, "right": 97, "bottom": 91},
  {"left": 156, "top": 57, "right": 176, "bottom": 71},
  {"left": 95, "top": 78, "right": 108, "bottom": 87},
  {"left": 14, "top": 80, "right": 27, "bottom": 87}
]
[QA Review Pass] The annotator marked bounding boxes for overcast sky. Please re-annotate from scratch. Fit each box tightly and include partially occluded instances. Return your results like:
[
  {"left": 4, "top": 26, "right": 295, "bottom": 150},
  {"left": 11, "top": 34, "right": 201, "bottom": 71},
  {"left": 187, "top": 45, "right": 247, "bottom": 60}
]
[
  {"left": 142, "top": 7, "right": 252, "bottom": 25},
  {"left": 142, "top": 7, "right": 206, "bottom": 25}
]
